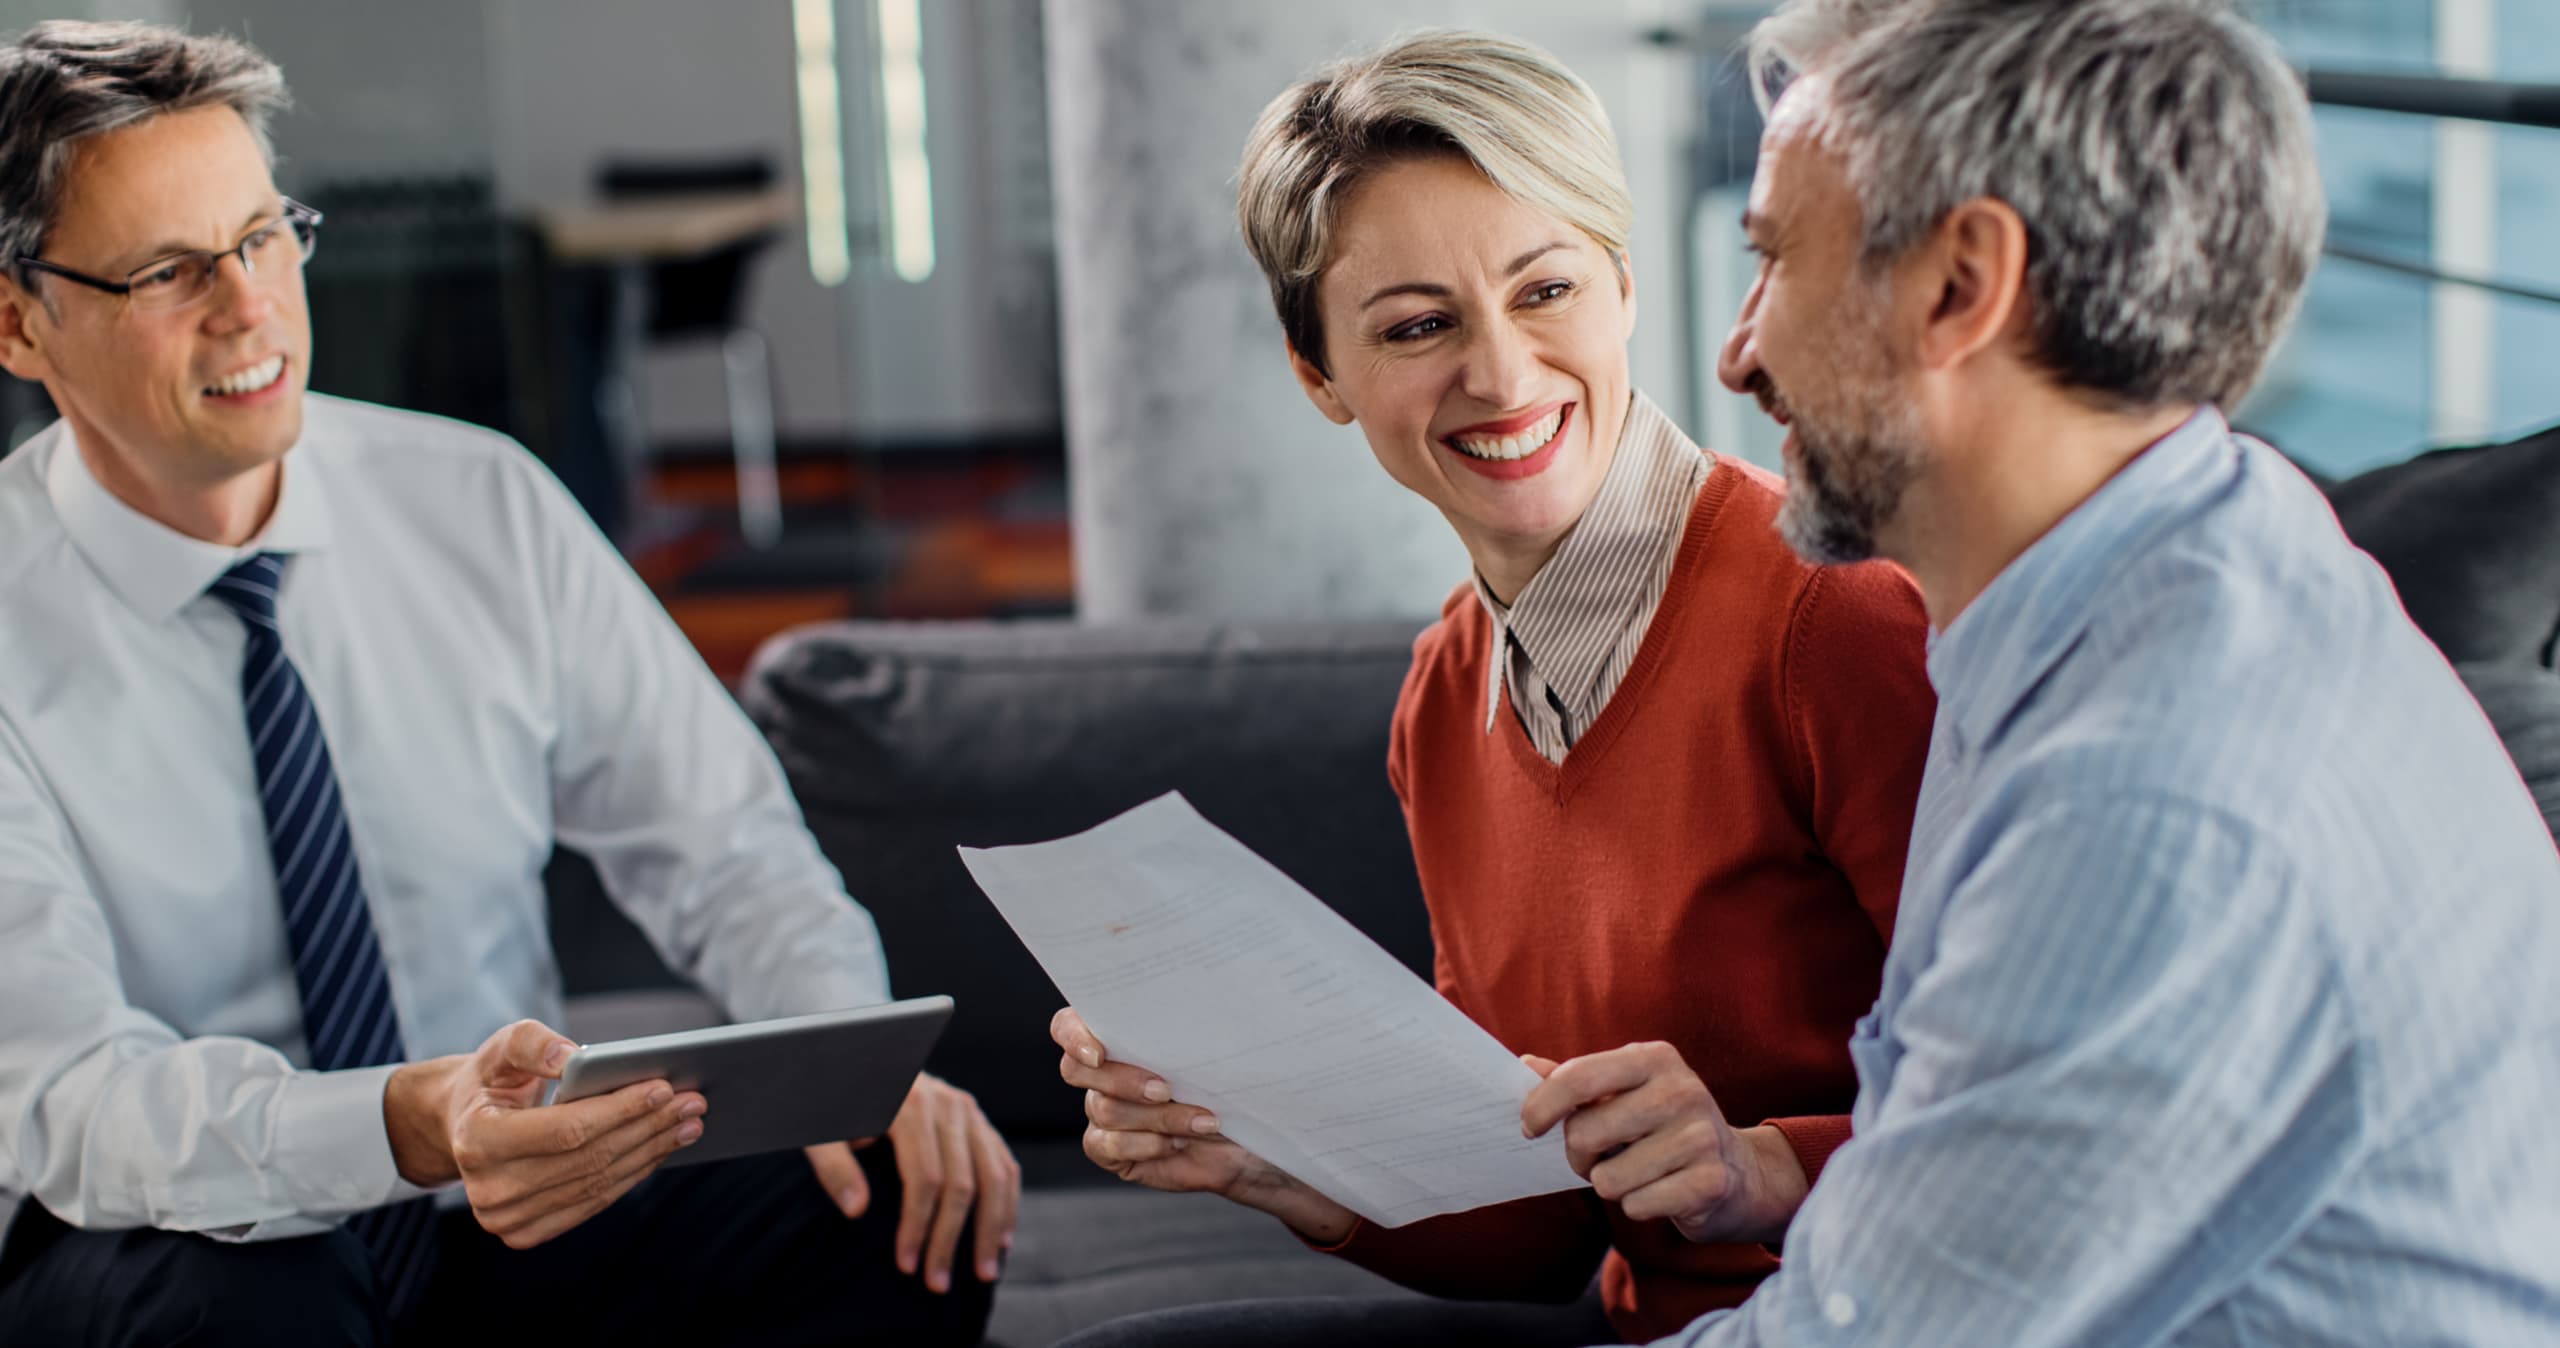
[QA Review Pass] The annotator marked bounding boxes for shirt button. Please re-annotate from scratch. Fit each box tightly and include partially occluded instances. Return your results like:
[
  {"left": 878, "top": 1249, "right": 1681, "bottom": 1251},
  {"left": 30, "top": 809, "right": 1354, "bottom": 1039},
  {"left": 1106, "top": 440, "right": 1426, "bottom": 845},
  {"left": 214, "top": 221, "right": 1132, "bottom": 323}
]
[{"left": 1823, "top": 1292, "right": 1859, "bottom": 1328}]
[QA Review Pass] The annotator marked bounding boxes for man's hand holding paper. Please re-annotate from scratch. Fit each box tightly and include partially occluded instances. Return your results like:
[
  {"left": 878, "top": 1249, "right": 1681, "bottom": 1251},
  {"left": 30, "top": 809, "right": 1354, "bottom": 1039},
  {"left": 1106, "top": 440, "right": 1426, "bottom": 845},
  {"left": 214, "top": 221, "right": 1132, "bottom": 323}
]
[{"left": 1520, "top": 1045, "right": 1810, "bottom": 1247}]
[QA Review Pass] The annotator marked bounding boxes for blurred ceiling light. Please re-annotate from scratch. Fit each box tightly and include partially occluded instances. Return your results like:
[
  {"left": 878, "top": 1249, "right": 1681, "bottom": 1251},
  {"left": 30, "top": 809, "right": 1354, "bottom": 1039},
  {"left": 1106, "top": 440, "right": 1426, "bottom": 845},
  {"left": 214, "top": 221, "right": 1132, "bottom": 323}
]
[
  {"left": 875, "top": 0, "right": 936, "bottom": 282},
  {"left": 793, "top": 0, "right": 851, "bottom": 287}
]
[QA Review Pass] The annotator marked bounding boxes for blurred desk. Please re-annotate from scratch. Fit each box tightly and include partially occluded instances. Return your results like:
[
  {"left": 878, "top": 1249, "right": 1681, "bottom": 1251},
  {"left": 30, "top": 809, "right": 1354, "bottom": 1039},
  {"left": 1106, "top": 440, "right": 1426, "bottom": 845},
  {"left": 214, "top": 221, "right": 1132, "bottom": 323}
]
[
  {"left": 528, "top": 188, "right": 795, "bottom": 546},
  {"left": 534, "top": 189, "right": 794, "bottom": 263}
]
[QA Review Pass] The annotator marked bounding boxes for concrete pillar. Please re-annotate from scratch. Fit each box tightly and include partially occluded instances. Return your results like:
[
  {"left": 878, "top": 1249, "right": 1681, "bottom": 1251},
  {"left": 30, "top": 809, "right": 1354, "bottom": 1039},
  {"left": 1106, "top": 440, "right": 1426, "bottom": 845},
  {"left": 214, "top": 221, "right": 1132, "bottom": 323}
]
[{"left": 1046, "top": 0, "right": 1687, "bottom": 620}]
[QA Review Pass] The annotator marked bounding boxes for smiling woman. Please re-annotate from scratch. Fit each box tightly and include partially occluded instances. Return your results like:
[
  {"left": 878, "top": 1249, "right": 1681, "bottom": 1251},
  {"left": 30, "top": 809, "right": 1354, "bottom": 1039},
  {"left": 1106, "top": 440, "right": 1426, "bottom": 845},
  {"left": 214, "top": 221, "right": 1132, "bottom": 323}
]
[
  {"left": 1235, "top": 34, "right": 1637, "bottom": 595},
  {"left": 1046, "top": 29, "right": 1943, "bottom": 1348},
  {"left": 1286, "top": 154, "right": 1631, "bottom": 580}
]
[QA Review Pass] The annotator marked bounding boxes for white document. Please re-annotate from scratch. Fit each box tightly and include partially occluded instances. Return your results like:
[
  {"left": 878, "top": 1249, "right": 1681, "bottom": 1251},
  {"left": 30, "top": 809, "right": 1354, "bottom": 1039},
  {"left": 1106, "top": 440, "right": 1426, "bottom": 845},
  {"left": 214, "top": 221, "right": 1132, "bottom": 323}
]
[{"left": 958, "top": 792, "right": 1587, "bottom": 1228}]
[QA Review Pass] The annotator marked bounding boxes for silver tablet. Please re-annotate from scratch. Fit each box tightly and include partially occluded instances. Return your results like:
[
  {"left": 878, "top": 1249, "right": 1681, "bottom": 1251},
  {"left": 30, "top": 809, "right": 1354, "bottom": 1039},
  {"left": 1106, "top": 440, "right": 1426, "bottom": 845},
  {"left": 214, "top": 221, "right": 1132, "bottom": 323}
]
[{"left": 552, "top": 995, "right": 955, "bottom": 1168}]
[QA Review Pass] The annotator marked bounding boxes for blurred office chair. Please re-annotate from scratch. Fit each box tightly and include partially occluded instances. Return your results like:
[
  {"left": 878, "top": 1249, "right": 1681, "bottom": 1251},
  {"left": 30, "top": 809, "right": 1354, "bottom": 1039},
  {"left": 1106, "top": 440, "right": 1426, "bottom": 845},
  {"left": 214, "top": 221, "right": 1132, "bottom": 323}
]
[
  {"left": 597, "top": 156, "right": 787, "bottom": 549},
  {"left": 300, "top": 173, "right": 520, "bottom": 440}
]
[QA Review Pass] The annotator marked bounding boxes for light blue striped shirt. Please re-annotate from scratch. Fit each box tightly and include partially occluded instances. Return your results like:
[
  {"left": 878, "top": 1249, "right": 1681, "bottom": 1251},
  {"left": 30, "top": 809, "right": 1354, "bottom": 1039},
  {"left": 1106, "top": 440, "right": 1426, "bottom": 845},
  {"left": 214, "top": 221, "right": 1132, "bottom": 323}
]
[{"left": 1654, "top": 408, "right": 2560, "bottom": 1346}]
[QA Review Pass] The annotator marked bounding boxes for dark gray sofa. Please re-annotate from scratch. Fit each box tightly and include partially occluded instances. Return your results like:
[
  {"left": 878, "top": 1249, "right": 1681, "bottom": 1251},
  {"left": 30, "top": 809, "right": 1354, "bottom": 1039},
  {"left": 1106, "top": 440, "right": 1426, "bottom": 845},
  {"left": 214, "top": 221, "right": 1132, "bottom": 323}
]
[
  {"left": 550, "top": 621, "right": 1443, "bottom": 1347},
  {"left": 744, "top": 619, "right": 1455, "bottom": 1345},
  {"left": 2316, "top": 423, "right": 2560, "bottom": 838},
  {"left": 547, "top": 424, "right": 2560, "bottom": 1348}
]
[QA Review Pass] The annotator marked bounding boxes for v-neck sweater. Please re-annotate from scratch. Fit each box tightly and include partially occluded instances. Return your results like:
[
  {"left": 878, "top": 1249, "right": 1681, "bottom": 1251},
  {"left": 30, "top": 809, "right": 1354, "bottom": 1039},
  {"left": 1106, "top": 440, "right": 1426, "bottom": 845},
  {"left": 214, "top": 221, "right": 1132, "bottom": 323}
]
[{"left": 1321, "top": 457, "right": 1936, "bottom": 1342}]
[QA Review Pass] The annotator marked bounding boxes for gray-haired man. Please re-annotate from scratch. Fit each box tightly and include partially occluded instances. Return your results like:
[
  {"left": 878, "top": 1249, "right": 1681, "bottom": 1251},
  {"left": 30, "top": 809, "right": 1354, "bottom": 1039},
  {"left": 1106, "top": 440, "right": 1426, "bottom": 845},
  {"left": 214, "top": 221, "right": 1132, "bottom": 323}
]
[
  {"left": 0, "top": 21, "right": 1012, "bottom": 1345},
  {"left": 1661, "top": 0, "right": 2560, "bottom": 1343}
]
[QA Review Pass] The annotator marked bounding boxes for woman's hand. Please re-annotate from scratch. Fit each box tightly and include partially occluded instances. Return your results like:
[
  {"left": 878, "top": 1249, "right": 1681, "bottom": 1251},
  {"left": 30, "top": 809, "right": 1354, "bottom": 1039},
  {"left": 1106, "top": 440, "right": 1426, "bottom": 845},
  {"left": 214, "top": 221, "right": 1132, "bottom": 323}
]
[
  {"left": 1520, "top": 1042, "right": 1809, "bottom": 1246},
  {"left": 1050, "top": 1006, "right": 1359, "bottom": 1243}
]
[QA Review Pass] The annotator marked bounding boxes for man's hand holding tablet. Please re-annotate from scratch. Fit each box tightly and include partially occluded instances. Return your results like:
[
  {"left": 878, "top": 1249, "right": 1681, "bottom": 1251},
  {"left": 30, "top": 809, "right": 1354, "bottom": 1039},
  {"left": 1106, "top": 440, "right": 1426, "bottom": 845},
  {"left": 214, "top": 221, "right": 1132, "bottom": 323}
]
[
  {"left": 385, "top": 1018, "right": 709, "bottom": 1250},
  {"left": 382, "top": 997, "right": 1018, "bottom": 1295}
]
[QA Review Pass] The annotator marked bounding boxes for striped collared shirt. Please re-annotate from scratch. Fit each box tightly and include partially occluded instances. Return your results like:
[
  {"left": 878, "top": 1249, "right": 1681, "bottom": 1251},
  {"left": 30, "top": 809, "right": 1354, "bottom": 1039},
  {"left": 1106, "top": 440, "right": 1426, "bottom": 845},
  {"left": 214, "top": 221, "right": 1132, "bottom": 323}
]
[
  {"left": 1474, "top": 391, "right": 1709, "bottom": 763},
  {"left": 1656, "top": 408, "right": 2560, "bottom": 1346}
]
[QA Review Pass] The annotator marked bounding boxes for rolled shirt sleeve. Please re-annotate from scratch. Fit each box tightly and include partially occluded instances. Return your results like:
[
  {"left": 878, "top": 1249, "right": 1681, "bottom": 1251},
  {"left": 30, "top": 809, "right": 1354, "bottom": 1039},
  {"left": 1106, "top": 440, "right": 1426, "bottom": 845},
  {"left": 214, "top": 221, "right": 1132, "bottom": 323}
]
[{"left": 1651, "top": 793, "right": 2360, "bottom": 1347}]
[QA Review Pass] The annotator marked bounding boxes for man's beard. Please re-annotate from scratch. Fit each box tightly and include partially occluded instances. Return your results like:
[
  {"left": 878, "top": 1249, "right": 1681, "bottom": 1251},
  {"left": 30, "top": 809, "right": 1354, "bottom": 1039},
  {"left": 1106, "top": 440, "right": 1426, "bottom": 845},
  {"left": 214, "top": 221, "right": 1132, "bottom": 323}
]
[{"left": 1749, "top": 300, "right": 1925, "bottom": 567}]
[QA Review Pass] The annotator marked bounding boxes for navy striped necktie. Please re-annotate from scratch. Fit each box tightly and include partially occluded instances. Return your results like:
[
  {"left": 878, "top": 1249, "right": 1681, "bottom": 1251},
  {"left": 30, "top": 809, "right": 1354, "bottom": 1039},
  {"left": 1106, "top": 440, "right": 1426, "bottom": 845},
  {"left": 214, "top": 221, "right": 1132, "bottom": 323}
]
[{"left": 206, "top": 552, "right": 438, "bottom": 1319}]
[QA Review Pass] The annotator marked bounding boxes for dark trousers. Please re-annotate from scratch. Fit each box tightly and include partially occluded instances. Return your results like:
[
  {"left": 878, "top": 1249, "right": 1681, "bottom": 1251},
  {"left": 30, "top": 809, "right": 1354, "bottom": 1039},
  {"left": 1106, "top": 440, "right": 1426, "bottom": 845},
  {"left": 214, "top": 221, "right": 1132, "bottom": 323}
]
[
  {"left": 1050, "top": 1291, "right": 1620, "bottom": 1348},
  {"left": 0, "top": 1146, "right": 991, "bottom": 1347}
]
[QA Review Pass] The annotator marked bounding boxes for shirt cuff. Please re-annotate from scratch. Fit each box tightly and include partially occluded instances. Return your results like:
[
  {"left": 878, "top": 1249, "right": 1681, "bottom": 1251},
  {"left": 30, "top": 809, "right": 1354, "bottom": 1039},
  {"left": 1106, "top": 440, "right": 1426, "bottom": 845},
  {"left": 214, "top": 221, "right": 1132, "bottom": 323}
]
[
  {"left": 1300, "top": 1216, "right": 1367, "bottom": 1255},
  {"left": 273, "top": 1064, "right": 417, "bottom": 1214},
  {"left": 1765, "top": 1114, "right": 1854, "bottom": 1188},
  {"left": 195, "top": 1064, "right": 427, "bottom": 1244}
]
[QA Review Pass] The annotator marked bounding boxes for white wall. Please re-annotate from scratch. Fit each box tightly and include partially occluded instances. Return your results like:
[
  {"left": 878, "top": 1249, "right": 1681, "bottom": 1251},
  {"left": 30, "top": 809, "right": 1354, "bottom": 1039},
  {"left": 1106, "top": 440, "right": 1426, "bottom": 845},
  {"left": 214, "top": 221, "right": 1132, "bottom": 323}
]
[
  {"left": 194, "top": 0, "right": 495, "bottom": 181},
  {"left": 481, "top": 0, "right": 851, "bottom": 442},
  {"left": 8, "top": 0, "right": 157, "bottom": 26},
  {"left": 483, "top": 0, "right": 1059, "bottom": 443},
  {"left": 40, "top": 0, "right": 494, "bottom": 188},
  {"left": 5, "top": 0, "right": 177, "bottom": 27},
  {"left": 825, "top": 0, "right": 1062, "bottom": 442},
  {"left": 48, "top": 0, "right": 1059, "bottom": 446}
]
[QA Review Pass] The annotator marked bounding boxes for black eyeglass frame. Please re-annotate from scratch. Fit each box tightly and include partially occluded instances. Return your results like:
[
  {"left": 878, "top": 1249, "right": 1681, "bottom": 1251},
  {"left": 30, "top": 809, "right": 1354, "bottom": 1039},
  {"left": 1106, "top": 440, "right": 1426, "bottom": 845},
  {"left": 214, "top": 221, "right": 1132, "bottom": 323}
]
[{"left": 12, "top": 198, "right": 324, "bottom": 303}]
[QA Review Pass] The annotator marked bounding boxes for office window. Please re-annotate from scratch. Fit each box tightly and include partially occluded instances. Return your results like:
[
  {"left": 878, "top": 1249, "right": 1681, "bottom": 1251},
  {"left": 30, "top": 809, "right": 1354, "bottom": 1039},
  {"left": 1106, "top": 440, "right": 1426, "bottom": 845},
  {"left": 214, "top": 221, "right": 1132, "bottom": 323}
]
[{"left": 2241, "top": 0, "right": 2560, "bottom": 475}]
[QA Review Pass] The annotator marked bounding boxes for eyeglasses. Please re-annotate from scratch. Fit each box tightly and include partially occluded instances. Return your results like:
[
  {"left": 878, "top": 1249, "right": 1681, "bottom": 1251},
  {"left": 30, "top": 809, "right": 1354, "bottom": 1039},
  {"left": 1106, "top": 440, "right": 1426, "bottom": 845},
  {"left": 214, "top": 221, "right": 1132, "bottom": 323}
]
[{"left": 14, "top": 199, "right": 323, "bottom": 313}]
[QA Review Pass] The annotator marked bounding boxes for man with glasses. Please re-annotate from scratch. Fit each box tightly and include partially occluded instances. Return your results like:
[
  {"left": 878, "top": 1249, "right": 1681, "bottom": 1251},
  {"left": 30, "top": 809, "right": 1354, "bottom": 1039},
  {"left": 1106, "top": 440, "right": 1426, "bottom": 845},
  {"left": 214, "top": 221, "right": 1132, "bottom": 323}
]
[
  {"left": 0, "top": 21, "right": 1012, "bottom": 1346},
  {"left": 15, "top": 199, "right": 323, "bottom": 311}
]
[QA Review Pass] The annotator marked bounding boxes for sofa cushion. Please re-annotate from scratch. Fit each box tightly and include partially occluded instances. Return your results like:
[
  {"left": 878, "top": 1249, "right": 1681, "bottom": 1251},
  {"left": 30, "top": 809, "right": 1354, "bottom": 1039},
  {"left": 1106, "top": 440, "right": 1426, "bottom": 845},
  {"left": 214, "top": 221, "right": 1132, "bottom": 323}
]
[
  {"left": 2321, "top": 424, "right": 2560, "bottom": 670},
  {"left": 985, "top": 1186, "right": 1415, "bottom": 1348},
  {"left": 739, "top": 619, "right": 1434, "bottom": 1145}
]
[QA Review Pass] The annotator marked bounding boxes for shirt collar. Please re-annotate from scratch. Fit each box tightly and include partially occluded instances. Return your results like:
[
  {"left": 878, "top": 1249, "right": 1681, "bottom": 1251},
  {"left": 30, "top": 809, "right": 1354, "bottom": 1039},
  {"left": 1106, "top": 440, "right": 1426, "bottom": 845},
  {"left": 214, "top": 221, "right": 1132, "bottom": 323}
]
[
  {"left": 45, "top": 422, "right": 334, "bottom": 623},
  {"left": 1474, "top": 580, "right": 1517, "bottom": 735},
  {"left": 1471, "top": 390, "right": 1707, "bottom": 732},
  {"left": 1926, "top": 405, "right": 2234, "bottom": 756}
]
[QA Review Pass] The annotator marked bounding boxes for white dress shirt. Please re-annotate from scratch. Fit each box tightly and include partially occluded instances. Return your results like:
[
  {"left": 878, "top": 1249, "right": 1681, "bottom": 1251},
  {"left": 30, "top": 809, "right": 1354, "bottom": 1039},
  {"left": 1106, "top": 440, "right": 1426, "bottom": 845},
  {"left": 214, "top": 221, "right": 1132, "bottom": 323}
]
[{"left": 0, "top": 395, "right": 889, "bottom": 1243}]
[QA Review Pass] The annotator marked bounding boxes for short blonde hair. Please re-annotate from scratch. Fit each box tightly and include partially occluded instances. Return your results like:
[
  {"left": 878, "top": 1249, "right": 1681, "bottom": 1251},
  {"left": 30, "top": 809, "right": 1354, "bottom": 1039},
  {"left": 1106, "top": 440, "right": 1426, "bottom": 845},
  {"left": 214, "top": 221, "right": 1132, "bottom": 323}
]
[{"left": 1236, "top": 30, "right": 1633, "bottom": 376}]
